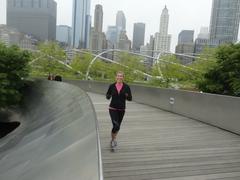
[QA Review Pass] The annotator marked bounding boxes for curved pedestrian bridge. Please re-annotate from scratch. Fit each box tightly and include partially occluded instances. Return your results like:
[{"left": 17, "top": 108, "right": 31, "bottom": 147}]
[
  {"left": 0, "top": 80, "right": 240, "bottom": 180},
  {"left": 89, "top": 92, "right": 240, "bottom": 180}
]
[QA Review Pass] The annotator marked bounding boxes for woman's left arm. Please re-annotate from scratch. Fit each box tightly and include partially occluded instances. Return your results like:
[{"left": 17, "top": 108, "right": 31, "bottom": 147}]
[{"left": 125, "top": 85, "right": 132, "bottom": 101}]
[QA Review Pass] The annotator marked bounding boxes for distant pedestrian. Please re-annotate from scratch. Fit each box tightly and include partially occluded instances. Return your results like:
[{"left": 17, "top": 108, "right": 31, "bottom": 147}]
[
  {"left": 47, "top": 74, "right": 52, "bottom": 80},
  {"left": 47, "top": 74, "right": 55, "bottom": 80},
  {"left": 54, "top": 75, "right": 62, "bottom": 82},
  {"left": 106, "top": 71, "right": 132, "bottom": 151}
]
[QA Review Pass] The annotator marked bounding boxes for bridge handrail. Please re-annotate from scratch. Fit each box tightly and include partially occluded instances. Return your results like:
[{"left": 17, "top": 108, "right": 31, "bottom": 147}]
[{"left": 66, "top": 79, "right": 240, "bottom": 136}]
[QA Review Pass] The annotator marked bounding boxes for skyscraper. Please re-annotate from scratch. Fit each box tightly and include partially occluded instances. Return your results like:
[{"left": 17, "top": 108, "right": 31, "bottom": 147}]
[
  {"left": 106, "top": 26, "right": 118, "bottom": 46},
  {"left": 178, "top": 30, "right": 194, "bottom": 44},
  {"left": 117, "top": 30, "right": 131, "bottom": 51},
  {"left": 7, "top": 0, "right": 57, "bottom": 41},
  {"left": 56, "top": 25, "right": 72, "bottom": 46},
  {"left": 175, "top": 30, "right": 195, "bottom": 64},
  {"left": 209, "top": 0, "right": 240, "bottom": 45},
  {"left": 94, "top": 4, "right": 103, "bottom": 33},
  {"left": 116, "top": 11, "right": 126, "bottom": 31},
  {"left": 154, "top": 6, "right": 171, "bottom": 54},
  {"left": 149, "top": 35, "right": 155, "bottom": 57},
  {"left": 72, "top": 0, "right": 91, "bottom": 49},
  {"left": 147, "top": 35, "right": 155, "bottom": 67},
  {"left": 132, "top": 23, "right": 146, "bottom": 51},
  {"left": 115, "top": 10, "right": 127, "bottom": 44},
  {"left": 198, "top": 27, "right": 209, "bottom": 39},
  {"left": 194, "top": 27, "right": 210, "bottom": 54},
  {"left": 90, "top": 4, "right": 105, "bottom": 53},
  {"left": 159, "top": 6, "right": 169, "bottom": 36},
  {"left": 0, "top": 25, "right": 36, "bottom": 49}
]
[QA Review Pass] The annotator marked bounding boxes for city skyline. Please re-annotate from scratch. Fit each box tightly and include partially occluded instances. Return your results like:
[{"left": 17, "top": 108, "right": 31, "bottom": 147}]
[{"left": 1, "top": 0, "right": 240, "bottom": 51}]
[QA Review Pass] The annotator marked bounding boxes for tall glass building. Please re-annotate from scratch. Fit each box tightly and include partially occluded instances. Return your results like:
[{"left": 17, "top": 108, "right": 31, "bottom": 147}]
[
  {"left": 7, "top": 0, "right": 57, "bottom": 41},
  {"left": 72, "top": 0, "right": 91, "bottom": 49},
  {"left": 132, "top": 23, "right": 145, "bottom": 51},
  {"left": 178, "top": 30, "right": 194, "bottom": 44},
  {"left": 56, "top": 25, "right": 72, "bottom": 46},
  {"left": 116, "top": 11, "right": 126, "bottom": 31},
  {"left": 209, "top": 0, "right": 240, "bottom": 44}
]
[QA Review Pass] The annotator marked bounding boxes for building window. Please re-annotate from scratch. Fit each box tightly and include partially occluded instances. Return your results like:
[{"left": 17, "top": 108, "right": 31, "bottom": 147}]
[
  {"left": 33, "top": 0, "right": 38, "bottom": 8},
  {"left": 16, "top": 0, "right": 21, "bottom": 7}
]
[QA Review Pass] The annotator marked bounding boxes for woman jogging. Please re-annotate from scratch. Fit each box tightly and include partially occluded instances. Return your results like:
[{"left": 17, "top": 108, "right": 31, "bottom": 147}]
[{"left": 106, "top": 71, "right": 132, "bottom": 151}]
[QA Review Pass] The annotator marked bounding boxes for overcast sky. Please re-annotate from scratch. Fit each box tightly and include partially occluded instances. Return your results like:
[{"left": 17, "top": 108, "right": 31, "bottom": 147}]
[{"left": 0, "top": 0, "right": 239, "bottom": 51}]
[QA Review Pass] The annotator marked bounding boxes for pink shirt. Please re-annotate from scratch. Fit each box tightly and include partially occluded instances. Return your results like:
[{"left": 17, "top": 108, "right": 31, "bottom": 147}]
[{"left": 115, "top": 83, "right": 123, "bottom": 94}]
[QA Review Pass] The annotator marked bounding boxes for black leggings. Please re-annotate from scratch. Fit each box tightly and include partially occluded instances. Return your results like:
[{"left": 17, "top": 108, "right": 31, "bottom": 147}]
[{"left": 109, "top": 109, "right": 125, "bottom": 134}]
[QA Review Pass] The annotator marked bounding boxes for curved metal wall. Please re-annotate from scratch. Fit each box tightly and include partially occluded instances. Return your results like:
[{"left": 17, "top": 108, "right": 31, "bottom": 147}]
[{"left": 0, "top": 80, "right": 103, "bottom": 180}]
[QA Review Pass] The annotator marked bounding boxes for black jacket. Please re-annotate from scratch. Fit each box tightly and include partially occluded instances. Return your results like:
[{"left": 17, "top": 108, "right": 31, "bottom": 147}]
[{"left": 106, "top": 82, "right": 132, "bottom": 109}]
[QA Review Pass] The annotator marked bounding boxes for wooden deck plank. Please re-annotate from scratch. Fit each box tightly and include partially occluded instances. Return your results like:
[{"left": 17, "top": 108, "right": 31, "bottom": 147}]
[{"left": 88, "top": 92, "right": 240, "bottom": 180}]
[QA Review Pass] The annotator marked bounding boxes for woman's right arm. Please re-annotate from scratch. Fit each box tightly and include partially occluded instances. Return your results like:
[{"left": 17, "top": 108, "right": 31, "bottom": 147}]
[{"left": 106, "top": 85, "right": 112, "bottom": 100}]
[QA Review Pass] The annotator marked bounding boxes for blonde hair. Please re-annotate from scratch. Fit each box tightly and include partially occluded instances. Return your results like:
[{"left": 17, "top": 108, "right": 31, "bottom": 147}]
[{"left": 116, "top": 71, "right": 124, "bottom": 77}]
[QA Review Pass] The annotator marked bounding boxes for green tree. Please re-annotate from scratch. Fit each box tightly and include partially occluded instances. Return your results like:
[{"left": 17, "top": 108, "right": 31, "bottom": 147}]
[
  {"left": 150, "top": 55, "right": 196, "bottom": 88},
  {"left": 38, "top": 42, "right": 66, "bottom": 60},
  {"left": 198, "top": 43, "right": 240, "bottom": 96},
  {"left": 0, "top": 43, "right": 30, "bottom": 108},
  {"left": 30, "top": 42, "right": 80, "bottom": 78},
  {"left": 117, "top": 53, "right": 147, "bottom": 83},
  {"left": 32, "top": 42, "right": 66, "bottom": 76},
  {"left": 42, "top": 42, "right": 66, "bottom": 73},
  {"left": 189, "top": 47, "right": 217, "bottom": 79},
  {"left": 71, "top": 52, "right": 148, "bottom": 82},
  {"left": 71, "top": 53, "right": 93, "bottom": 76}
]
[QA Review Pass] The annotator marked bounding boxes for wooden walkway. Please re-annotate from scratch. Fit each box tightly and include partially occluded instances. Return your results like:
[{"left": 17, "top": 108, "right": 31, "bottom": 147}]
[{"left": 88, "top": 92, "right": 240, "bottom": 180}]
